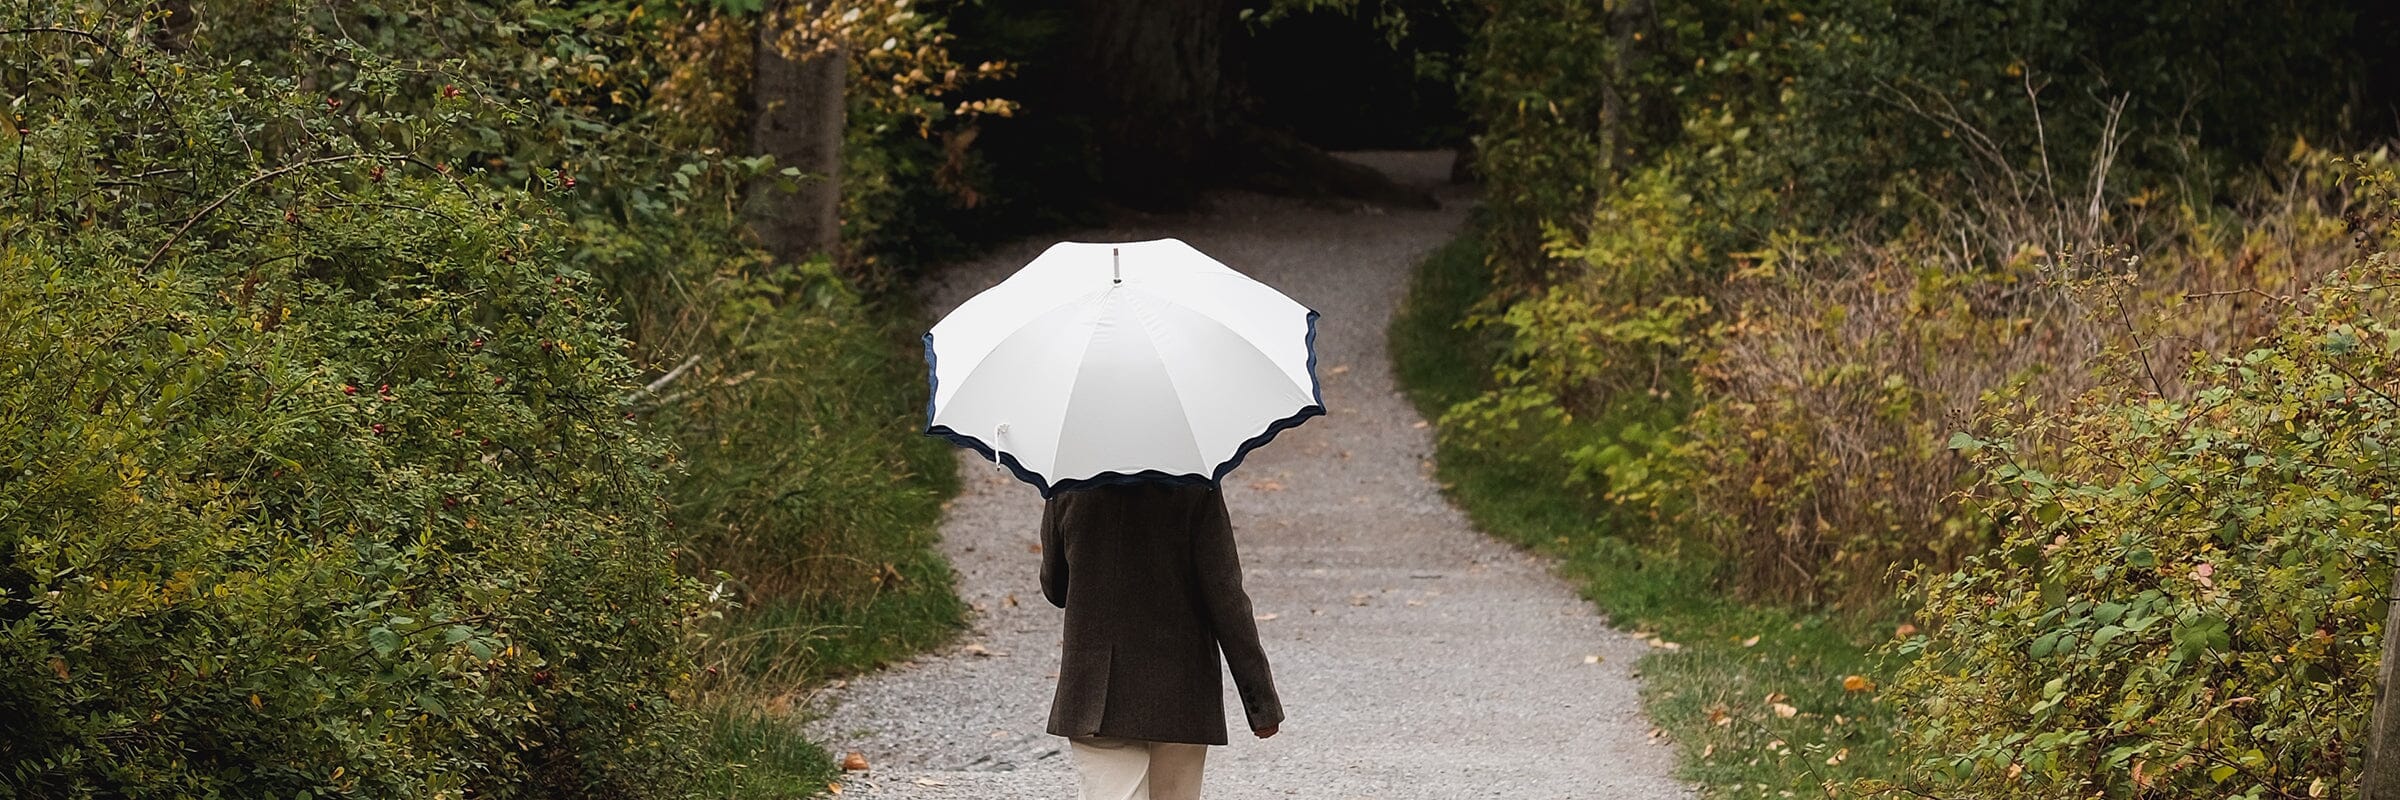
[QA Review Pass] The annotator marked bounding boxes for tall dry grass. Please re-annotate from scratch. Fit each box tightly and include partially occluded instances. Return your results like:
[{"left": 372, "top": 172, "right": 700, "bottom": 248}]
[{"left": 1679, "top": 122, "right": 2362, "bottom": 606}]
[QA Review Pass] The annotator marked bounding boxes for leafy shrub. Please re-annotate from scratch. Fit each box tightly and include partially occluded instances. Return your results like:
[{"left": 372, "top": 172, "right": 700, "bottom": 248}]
[
  {"left": 644, "top": 257, "right": 964, "bottom": 654},
  {"left": 1654, "top": 151, "right": 2359, "bottom": 606},
  {"left": 1873, "top": 165, "right": 2400, "bottom": 798},
  {"left": 1451, "top": 0, "right": 2373, "bottom": 606},
  {"left": 0, "top": 7, "right": 703, "bottom": 796}
]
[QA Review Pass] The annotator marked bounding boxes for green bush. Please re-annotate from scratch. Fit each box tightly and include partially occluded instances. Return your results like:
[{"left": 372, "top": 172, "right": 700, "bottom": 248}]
[
  {"left": 1450, "top": 0, "right": 2373, "bottom": 606},
  {"left": 1876, "top": 169, "right": 2400, "bottom": 798},
  {"left": 0, "top": 6, "right": 707, "bottom": 797},
  {"left": 650, "top": 257, "right": 965, "bottom": 684}
]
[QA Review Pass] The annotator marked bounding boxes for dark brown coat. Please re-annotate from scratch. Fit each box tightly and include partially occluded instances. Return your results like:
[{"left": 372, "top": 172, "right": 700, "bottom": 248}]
[{"left": 1041, "top": 483, "right": 1283, "bottom": 745}]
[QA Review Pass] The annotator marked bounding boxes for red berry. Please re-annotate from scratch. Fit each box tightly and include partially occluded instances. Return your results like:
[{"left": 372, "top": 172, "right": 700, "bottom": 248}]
[
  {"left": 377, "top": 383, "right": 391, "bottom": 396},
  {"left": 469, "top": 337, "right": 485, "bottom": 348},
  {"left": 492, "top": 376, "right": 505, "bottom": 386},
  {"left": 371, "top": 423, "right": 387, "bottom": 434},
  {"left": 325, "top": 96, "right": 340, "bottom": 109},
  {"left": 341, "top": 384, "right": 357, "bottom": 395},
  {"left": 369, "top": 165, "right": 386, "bottom": 183},
  {"left": 441, "top": 84, "right": 460, "bottom": 99}
]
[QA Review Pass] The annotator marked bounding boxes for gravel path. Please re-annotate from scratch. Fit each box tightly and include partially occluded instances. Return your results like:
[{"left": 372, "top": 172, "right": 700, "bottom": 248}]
[{"left": 805, "top": 151, "right": 1692, "bottom": 799}]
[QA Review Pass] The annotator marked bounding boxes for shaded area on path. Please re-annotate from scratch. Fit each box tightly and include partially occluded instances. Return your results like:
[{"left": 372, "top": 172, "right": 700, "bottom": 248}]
[{"left": 805, "top": 152, "right": 1692, "bottom": 799}]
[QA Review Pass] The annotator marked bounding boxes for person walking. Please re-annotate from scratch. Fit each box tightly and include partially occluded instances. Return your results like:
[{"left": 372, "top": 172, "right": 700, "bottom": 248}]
[{"left": 1040, "top": 481, "right": 1283, "bottom": 800}]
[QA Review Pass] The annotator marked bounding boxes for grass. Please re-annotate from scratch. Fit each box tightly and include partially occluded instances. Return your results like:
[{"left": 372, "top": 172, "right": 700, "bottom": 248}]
[
  {"left": 679, "top": 295, "right": 969, "bottom": 799},
  {"left": 1387, "top": 227, "right": 1912, "bottom": 798}
]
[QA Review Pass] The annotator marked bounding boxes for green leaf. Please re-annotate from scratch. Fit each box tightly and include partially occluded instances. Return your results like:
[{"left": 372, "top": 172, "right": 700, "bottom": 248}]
[
  {"left": 2172, "top": 616, "right": 2230, "bottom": 659},
  {"left": 2094, "top": 603, "right": 2127, "bottom": 624},
  {"left": 2210, "top": 765, "right": 2238, "bottom": 783},
  {"left": 368, "top": 627, "right": 401, "bottom": 657},
  {"left": 444, "top": 625, "right": 474, "bottom": 645}
]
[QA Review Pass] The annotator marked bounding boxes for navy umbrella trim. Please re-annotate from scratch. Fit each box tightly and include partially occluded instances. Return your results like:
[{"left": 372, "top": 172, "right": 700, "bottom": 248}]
[{"left": 923, "top": 309, "right": 1325, "bottom": 499}]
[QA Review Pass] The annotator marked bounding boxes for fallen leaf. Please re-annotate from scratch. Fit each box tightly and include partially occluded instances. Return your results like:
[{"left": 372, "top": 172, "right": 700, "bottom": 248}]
[
  {"left": 841, "top": 752, "right": 868, "bottom": 771},
  {"left": 1842, "top": 675, "right": 1875, "bottom": 693},
  {"left": 1411, "top": 420, "right": 1429, "bottom": 429},
  {"left": 48, "top": 657, "right": 68, "bottom": 681},
  {"left": 1582, "top": 654, "right": 1603, "bottom": 664},
  {"left": 827, "top": 782, "right": 843, "bottom": 795},
  {"left": 1254, "top": 612, "right": 1280, "bottom": 621},
  {"left": 1249, "top": 479, "right": 1286, "bottom": 492},
  {"left": 1328, "top": 364, "right": 1352, "bottom": 375},
  {"left": 1894, "top": 623, "right": 1919, "bottom": 638},
  {"left": 1003, "top": 594, "right": 1019, "bottom": 607},
  {"left": 1826, "top": 747, "right": 1849, "bottom": 766},
  {"left": 1741, "top": 635, "right": 1761, "bottom": 648},
  {"left": 1404, "top": 599, "right": 1424, "bottom": 607},
  {"left": 914, "top": 778, "right": 946, "bottom": 787},
  {"left": 1707, "top": 705, "right": 1731, "bottom": 726},
  {"left": 1771, "top": 702, "right": 1799, "bottom": 718}
]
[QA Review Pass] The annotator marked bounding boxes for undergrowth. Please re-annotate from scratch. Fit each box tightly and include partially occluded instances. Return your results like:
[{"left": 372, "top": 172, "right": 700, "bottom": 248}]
[{"left": 1392, "top": 228, "right": 1909, "bottom": 797}]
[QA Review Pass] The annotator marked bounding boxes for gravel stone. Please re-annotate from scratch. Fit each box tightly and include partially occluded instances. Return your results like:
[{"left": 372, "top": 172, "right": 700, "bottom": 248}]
[{"left": 805, "top": 151, "right": 1694, "bottom": 799}]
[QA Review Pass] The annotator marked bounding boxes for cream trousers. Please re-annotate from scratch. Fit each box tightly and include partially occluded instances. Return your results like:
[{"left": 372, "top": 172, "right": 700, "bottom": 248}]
[{"left": 1067, "top": 736, "right": 1208, "bottom": 800}]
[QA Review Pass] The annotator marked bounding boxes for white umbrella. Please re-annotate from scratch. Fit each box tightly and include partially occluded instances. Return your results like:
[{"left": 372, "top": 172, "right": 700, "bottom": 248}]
[{"left": 924, "top": 238, "right": 1323, "bottom": 497}]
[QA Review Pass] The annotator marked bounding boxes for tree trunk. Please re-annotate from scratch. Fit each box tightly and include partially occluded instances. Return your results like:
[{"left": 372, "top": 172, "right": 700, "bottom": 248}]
[
  {"left": 2354, "top": 1, "right": 2400, "bottom": 143},
  {"left": 1070, "top": 0, "right": 1237, "bottom": 210},
  {"left": 1600, "top": 0, "right": 1663, "bottom": 176},
  {"left": 744, "top": 0, "right": 846, "bottom": 265},
  {"left": 1065, "top": 0, "right": 1434, "bottom": 211},
  {"left": 2366, "top": 565, "right": 2400, "bottom": 799}
]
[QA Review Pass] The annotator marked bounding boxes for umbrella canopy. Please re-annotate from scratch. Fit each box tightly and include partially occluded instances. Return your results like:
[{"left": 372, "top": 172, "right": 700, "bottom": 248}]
[{"left": 924, "top": 238, "right": 1323, "bottom": 497}]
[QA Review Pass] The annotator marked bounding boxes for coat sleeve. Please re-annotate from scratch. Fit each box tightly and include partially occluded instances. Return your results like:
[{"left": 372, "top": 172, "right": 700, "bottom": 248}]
[
  {"left": 1040, "top": 497, "right": 1068, "bottom": 609},
  {"left": 1192, "top": 490, "right": 1284, "bottom": 731}
]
